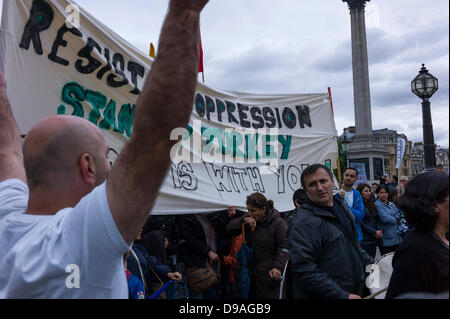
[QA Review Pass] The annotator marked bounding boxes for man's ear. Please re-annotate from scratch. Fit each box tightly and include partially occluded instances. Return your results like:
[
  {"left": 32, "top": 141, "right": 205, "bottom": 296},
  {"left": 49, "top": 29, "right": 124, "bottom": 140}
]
[
  {"left": 434, "top": 203, "right": 440, "bottom": 214},
  {"left": 79, "top": 153, "right": 96, "bottom": 186}
]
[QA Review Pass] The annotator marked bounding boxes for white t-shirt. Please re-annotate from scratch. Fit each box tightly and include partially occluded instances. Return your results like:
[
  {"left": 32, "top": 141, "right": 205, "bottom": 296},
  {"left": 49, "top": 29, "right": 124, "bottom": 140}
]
[
  {"left": 0, "top": 179, "right": 130, "bottom": 298},
  {"left": 344, "top": 189, "right": 354, "bottom": 208}
]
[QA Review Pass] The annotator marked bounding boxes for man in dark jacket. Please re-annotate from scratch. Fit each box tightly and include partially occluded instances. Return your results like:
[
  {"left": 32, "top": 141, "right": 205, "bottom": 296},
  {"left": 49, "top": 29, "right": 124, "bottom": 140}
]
[{"left": 288, "top": 164, "right": 374, "bottom": 299}]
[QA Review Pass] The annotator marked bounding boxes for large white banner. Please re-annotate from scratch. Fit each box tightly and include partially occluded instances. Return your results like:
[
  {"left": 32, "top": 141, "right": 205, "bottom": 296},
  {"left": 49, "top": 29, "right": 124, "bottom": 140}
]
[{"left": 0, "top": 0, "right": 338, "bottom": 214}]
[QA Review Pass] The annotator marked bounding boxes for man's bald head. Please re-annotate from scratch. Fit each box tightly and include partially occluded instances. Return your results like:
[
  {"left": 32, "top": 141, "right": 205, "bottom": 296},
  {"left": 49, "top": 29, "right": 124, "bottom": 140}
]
[{"left": 23, "top": 115, "right": 109, "bottom": 192}]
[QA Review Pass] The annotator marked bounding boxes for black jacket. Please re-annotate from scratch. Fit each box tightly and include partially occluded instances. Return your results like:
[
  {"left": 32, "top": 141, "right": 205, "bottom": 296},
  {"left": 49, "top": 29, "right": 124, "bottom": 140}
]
[
  {"left": 386, "top": 229, "right": 449, "bottom": 299},
  {"left": 360, "top": 208, "right": 379, "bottom": 244},
  {"left": 176, "top": 213, "right": 230, "bottom": 269},
  {"left": 288, "top": 197, "right": 374, "bottom": 299}
]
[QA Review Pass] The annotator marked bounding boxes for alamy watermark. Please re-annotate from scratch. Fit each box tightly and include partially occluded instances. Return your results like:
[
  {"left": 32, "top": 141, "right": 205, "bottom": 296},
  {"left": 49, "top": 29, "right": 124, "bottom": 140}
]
[
  {"left": 65, "top": 264, "right": 80, "bottom": 289},
  {"left": 365, "top": 3, "right": 380, "bottom": 29},
  {"left": 365, "top": 264, "right": 381, "bottom": 289},
  {"left": 170, "top": 120, "right": 283, "bottom": 174},
  {"left": 65, "top": 4, "right": 80, "bottom": 29}
]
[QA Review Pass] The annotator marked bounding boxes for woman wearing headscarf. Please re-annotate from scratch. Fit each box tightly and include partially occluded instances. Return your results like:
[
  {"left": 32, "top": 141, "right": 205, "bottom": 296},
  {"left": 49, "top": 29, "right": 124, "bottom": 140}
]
[
  {"left": 226, "top": 193, "right": 289, "bottom": 299},
  {"left": 386, "top": 171, "right": 448, "bottom": 299}
]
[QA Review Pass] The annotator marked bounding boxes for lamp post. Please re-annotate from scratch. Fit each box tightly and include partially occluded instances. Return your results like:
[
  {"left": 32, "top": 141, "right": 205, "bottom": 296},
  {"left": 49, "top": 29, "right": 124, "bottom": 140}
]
[
  {"left": 338, "top": 134, "right": 350, "bottom": 185},
  {"left": 411, "top": 64, "right": 438, "bottom": 171}
]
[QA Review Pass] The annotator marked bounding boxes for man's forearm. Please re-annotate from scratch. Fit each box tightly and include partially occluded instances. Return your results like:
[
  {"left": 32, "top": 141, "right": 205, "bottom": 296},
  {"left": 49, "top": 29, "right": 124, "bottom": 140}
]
[
  {"left": 0, "top": 75, "right": 26, "bottom": 182},
  {"left": 133, "top": 8, "right": 201, "bottom": 138},
  {"left": 0, "top": 92, "right": 20, "bottom": 150},
  {"left": 107, "top": 1, "right": 207, "bottom": 245}
]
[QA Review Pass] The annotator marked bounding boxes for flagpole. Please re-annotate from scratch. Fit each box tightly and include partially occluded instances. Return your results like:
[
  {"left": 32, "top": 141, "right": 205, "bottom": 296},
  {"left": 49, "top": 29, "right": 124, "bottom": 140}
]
[
  {"left": 198, "top": 28, "right": 204, "bottom": 83},
  {"left": 149, "top": 43, "right": 155, "bottom": 59},
  {"left": 328, "top": 87, "right": 342, "bottom": 185}
]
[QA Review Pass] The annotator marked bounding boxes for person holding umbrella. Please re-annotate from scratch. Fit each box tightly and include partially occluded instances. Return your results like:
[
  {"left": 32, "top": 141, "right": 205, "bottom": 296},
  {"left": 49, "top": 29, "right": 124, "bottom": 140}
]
[{"left": 226, "top": 193, "right": 288, "bottom": 299}]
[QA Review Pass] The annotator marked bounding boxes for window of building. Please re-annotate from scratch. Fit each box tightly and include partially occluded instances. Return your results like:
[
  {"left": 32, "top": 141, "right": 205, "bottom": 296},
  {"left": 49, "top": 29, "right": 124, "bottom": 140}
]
[{"left": 384, "top": 158, "right": 390, "bottom": 166}]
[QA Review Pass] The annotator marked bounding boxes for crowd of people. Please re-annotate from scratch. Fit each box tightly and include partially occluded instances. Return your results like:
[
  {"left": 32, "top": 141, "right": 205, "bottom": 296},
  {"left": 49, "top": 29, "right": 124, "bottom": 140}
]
[
  {"left": 112, "top": 166, "right": 448, "bottom": 300},
  {"left": 0, "top": 0, "right": 448, "bottom": 300}
]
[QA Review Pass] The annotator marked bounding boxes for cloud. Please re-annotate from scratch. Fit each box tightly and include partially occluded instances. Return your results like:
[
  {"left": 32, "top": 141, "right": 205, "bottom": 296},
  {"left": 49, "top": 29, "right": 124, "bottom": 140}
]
[
  {"left": 311, "top": 40, "right": 352, "bottom": 73},
  {"left": 7, "top": 0, "right": 446, "bottom": 147},
  {"left": 371, "top": 103, "right": 449, "bottom": 147}
]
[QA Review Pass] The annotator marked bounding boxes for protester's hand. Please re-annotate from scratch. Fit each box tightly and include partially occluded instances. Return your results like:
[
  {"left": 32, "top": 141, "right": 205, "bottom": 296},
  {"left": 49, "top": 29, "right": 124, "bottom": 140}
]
[
  {"left": 208, "top": 251, "right": 219, "bottom": 262},
  {"left": 375, "top": 230, "right": 383, "bottom": 238},
  {"left": 269, "top": 268, "right": 282, "bottom": 281},
  {"left": 339, "top": 189, "right": 345, "bottom": 199},
  {"left": 348, "top": 294, "right": 362, "bottom": 299},
  {"left": 167, "top": 272, "right": 183, "bottom": 282},
  {"left": 164, "top": 237, "right": 169, "bottom": 249},
  {"left": 244, "top": 217, "right": 256, "bottom": 229},
  {"left": 170, "top": 0, "right": 209, "bottom": 14},
  {"left": 227, "top": 206, "right": 236, "bottom": 218}
]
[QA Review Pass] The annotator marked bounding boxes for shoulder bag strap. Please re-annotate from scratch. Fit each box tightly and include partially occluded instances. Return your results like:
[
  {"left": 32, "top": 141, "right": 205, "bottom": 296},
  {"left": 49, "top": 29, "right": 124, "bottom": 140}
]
[{"left": 130, "top": 248, "right": 148, "bottom": 297}]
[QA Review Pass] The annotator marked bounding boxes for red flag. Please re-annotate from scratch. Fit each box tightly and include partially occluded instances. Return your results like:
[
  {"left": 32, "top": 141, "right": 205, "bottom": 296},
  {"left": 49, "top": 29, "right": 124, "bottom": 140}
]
[
  {"left": 198, "top": 39, "right": 204, "bottom": 73},
  {"left": 198, "top": 31, "right": 204, "bottom": 82}
]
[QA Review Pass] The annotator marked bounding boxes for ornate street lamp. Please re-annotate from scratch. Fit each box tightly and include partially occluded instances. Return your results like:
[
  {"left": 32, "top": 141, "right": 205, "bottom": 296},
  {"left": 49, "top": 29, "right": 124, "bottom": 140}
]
[{"left": 411, "top": 64, "right": 438, "bottom": 171}]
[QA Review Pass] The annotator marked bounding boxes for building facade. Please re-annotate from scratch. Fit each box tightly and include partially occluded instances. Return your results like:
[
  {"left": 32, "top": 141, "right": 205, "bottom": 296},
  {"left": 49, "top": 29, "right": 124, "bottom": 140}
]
[
  {"left": 411, "top": 143, "right": 450, "bottom": 175},
  {"left": 372, "top": 129, "right": 412, "bottom": 178},
  {"left": 341, "top": 127, "right": 450, "bottom": 179},
  {"left": 436, "top": 148, "right": 449, "bottom": 174}
]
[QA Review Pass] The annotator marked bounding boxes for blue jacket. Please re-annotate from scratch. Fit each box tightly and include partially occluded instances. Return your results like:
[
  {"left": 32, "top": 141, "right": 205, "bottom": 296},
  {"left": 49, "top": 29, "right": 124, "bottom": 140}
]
[
  {"left": 375, "top": 200, "right": 402, "bottom": 247},
  {"left": 126, "top": 270, "right": 146, "bottom": 299},
  {"left": 127, "top": 243, "right": 172, "bottom": 297},
  {"left": 335, "top": 189, "right": 365, "bottom": 242}
]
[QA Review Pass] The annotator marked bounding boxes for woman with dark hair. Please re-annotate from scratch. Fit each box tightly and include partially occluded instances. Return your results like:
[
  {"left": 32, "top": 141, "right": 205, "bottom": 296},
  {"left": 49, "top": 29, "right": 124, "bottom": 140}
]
[
  {"left": 357, "top": 183, "right": 383, "bottom": 258},
  {"left": 375, "top": 185, "right": 403, "bottom": 255},
  {"left": 225, "top": 193, "right": 288, "bottom": 299},
  {"left": 386, "top": 171, "right": 449, "bottom": 299}
]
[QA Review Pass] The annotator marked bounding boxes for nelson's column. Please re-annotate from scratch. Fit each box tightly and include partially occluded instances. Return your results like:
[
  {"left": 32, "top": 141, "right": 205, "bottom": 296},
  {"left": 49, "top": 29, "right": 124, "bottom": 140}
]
[{"left": 342, "top": 0, "right": 387, "bottom": 184}]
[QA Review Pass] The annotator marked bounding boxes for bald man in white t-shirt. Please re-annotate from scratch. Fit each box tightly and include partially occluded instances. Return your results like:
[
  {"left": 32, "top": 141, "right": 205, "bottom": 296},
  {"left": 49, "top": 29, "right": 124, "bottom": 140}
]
[{"left": 0, "top": 0, "right": 209, "bottom": 298}]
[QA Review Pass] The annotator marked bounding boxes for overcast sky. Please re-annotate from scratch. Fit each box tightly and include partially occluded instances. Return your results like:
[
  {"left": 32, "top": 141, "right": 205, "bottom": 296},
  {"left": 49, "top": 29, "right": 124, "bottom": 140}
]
[{"left": 1, "top": 0, "right": 449, "bottom": 147}]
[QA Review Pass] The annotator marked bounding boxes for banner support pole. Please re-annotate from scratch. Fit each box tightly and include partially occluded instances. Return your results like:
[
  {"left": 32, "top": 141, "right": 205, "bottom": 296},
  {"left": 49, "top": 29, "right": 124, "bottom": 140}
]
[{"left": 328, "top": 87, "right": 341, "bottom": 185}]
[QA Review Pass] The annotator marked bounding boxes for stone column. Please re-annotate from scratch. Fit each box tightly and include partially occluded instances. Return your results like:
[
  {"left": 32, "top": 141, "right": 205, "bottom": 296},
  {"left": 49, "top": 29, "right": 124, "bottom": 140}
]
[
  {"left": 343, "top": 0, "right": 373, "bottom": 140},
  {"left": 342, "top": 0, "right": 388, "bottom": 184}
]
